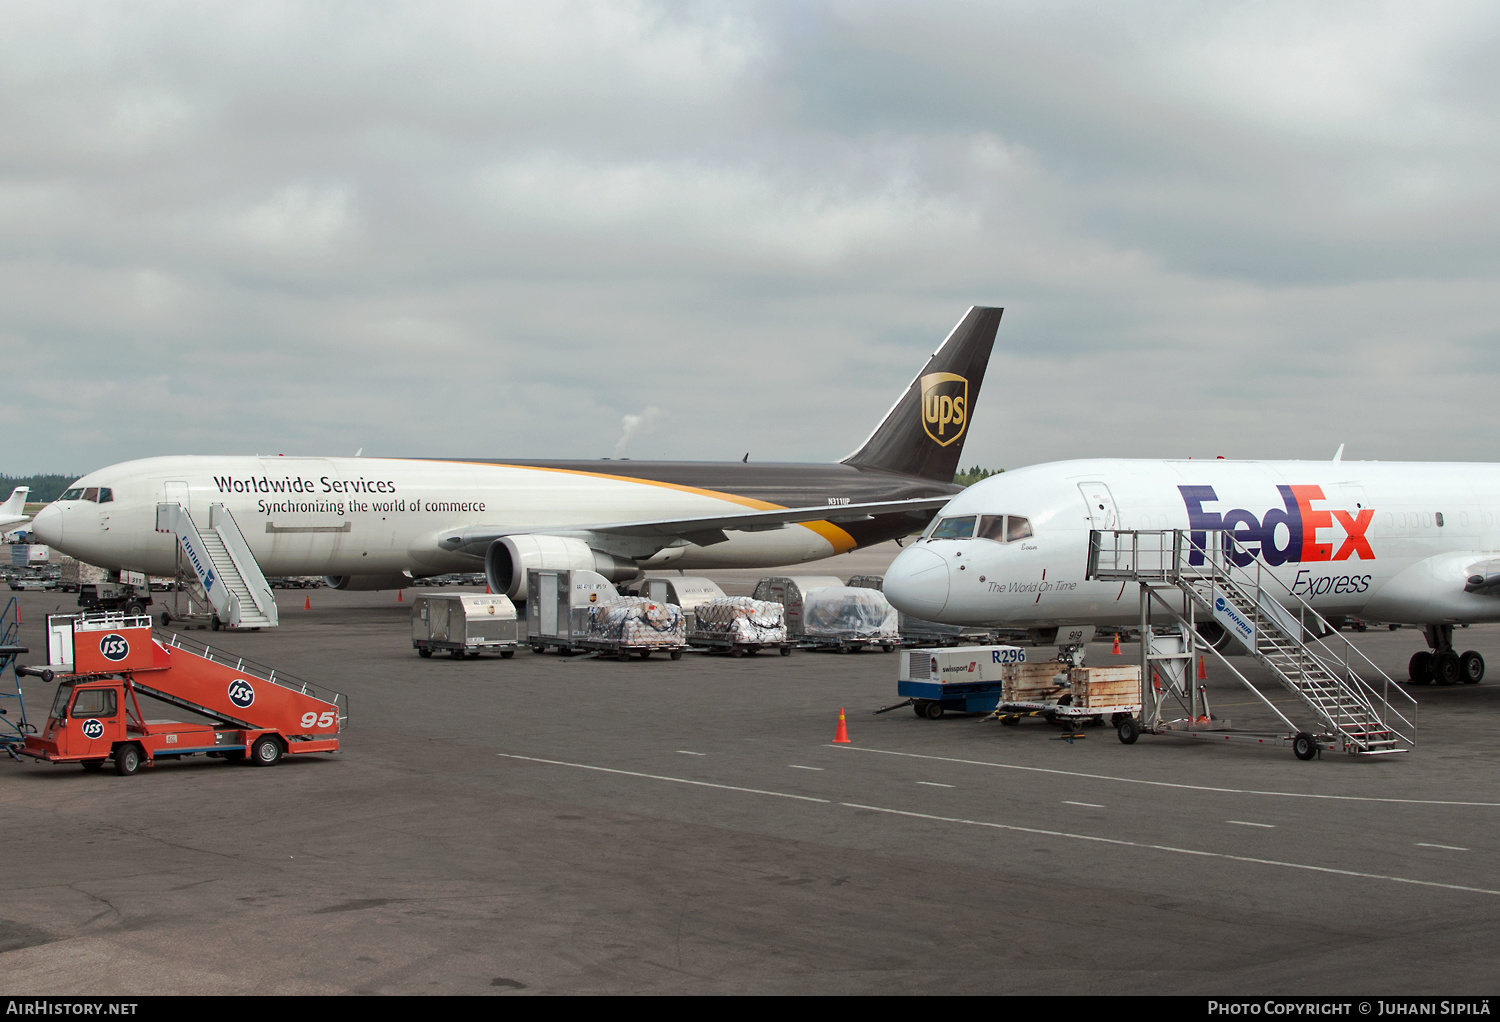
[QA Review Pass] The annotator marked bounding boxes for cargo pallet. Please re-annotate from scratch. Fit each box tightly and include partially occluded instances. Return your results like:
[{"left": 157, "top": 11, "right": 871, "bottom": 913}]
[
  {"left": 532, "top": 637, "right": 686, "bottom": 662},
  {"left": 797, "top": 637, "right": 898, "bottom": 654}
]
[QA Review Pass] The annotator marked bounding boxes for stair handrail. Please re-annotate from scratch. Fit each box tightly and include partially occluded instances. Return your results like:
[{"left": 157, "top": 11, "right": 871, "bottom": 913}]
[
  {"left": 158, "top": 630, "right": 347, "bottom": 728},
  {"left": 207, "top": 503, "right": 278, "bottom": 625},
  {"left": 1173, "top": 532, "right": 1418, "bottom": 748}
]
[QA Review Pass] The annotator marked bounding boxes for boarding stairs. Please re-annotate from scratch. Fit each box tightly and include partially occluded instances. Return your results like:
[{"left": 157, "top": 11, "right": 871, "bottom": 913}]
[
  {"left": 0, "top": 596, "right": 33, "bottom": 758},
  {"left": 156, "top": 503, "right": 278, "bottom": 630},
  {"left": 1087, "top": 530, "right": 1416, "bottom": 756}
]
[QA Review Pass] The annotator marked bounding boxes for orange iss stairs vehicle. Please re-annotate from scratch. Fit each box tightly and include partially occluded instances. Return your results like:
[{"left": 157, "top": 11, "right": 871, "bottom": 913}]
[{"left": 18, "top": 613, "right": 346, "bottom": 776}]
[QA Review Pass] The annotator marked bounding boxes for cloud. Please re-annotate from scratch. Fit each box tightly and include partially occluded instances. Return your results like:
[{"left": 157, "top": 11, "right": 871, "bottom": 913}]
[{"left": 0, "top": 2, "right": 1497, "bottom": 474}]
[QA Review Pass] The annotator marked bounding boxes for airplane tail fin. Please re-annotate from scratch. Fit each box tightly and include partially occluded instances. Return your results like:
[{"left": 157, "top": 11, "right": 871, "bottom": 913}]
[
  {"left": 840, "top": 307, "right": 1001, "bottom": 482},
  {"left": 0, "top": 487, "right": 28, "bottom": 516}
]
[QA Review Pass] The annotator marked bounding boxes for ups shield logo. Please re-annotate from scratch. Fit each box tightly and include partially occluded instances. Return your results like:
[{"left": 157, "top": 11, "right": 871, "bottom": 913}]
[{"left": 920, "top": 372, "right": 968, "bottom": 447}]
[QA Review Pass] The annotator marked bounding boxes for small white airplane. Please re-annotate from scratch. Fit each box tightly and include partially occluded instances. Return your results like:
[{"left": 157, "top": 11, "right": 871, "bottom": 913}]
[
  {"left": 0, "top": 486, "right": 31, "bottom": 529},
  {"left": 32, "top": 309, "right": 1002, "bottom": 602},
  {"left": 882, "top": 457, "right": 1500, "bottom": 685}
]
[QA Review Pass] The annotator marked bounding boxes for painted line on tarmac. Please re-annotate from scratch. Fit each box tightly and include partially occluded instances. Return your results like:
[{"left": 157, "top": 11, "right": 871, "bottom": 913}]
[
  {"left": 1064, "top": 801, "right": 1105, "bottom": 808},
  {"left": 1417, "top": 843, "right": 1469, "bottom": 851},
  {"left": 916, "top": 781, "right": 954, "bottom": 788},
  {"left": 677, "top": 750, "right": 706, "bottom": 756},
  {"left": 497, "top": 752, "right": 1498, "bottom": 897},
  {"left": 838, "top": 802, "right": 1500, "bottom": 898},
  {"left": 788, "top": 765, "right": 824, "bottom": 771},
  {"left": 1227, "top": 820, "right": 1276, "bottom": 828},
  {"left": 497, "top": 753, "right": 830, "bottom": 803},
  {"left": 831, "top": 745, "right": 1500, "bottom": 807}
]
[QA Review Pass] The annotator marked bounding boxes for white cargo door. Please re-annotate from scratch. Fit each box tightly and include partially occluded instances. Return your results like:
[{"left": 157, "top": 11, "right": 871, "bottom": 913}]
[
  {"left": 1078, "top": 481, "right": 1120, "bottom": 531},
  {"left": 164, "top": 480, "right": 191, "bottom": 515}
]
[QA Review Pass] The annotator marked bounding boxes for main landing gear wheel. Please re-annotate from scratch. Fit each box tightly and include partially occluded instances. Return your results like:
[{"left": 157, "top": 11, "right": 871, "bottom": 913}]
[
  {"left": 114, "top": 743, "right": 141, "bottom": 776},
  {"left": 1434, "top": 652, "right": 1461, "bottom": 686},
  {"left": 250, "top": 736, "right": 282, "bottom": 767},
  {"left": 1293, "top": 732, "right": 1318, "bottom": 761},
  {"left": 1116, "top": 717, "right": 1140, "bottom": 745},
  {"left": 1408, "top": 651, "right": 1433, "bottom": 685},
  {"left": 1460, "top": 650, "right": 1485, "bottom": 683}
]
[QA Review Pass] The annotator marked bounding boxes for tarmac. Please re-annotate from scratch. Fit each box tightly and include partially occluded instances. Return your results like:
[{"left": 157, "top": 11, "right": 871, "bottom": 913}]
[{"left": 4, "top": 542, "right": 1500, "bottom": 995}]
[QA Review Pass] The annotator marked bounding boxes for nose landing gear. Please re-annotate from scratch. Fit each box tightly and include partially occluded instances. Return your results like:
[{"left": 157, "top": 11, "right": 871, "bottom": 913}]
[{"left": 1408, "top": 625, "right": 1484, "bottom": 685}]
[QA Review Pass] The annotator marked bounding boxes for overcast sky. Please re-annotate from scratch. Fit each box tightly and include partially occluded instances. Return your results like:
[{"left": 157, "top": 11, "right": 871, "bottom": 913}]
[{"left": 4, "top": 1, "right": 1498, "bottom": 476}]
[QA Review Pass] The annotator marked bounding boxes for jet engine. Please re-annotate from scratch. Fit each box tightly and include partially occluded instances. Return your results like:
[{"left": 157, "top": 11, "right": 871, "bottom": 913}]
[
  {"left": 486, "top": 535, "right": 640, "bottom": 602},
  {"left": 324, "top": 573, "right": 412, "bottom": 591}
]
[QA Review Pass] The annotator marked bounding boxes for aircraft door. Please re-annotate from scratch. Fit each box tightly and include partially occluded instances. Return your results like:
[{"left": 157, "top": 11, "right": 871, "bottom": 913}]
[
  {"left": 164, "top": 480, "right": 191, "bottom": 515},
  {"left": 1078, "top": 481, "right": 1120, "bottom": 532}
]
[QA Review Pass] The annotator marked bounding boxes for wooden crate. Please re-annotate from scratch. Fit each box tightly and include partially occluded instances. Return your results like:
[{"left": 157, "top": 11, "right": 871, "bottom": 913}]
[
  {"left": 1002, "top": 662, "right": 1071, "bottom": 702},
  {"left": 1070, "top": 665, "right": 1142, "bottom": 708}
]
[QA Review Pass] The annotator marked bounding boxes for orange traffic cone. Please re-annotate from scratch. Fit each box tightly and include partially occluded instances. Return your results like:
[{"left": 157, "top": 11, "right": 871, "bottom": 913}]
[
  {"left": 485, "top": 585, "right": 491, "bottom": 594},
  {"left": 1197, "top": 655, "right": 1206, "bottom": 680},
  {"left": 397, "top": 589, "right": 403, "bottom": 602},
  {"left": 833, "top": 707, "right": 851, "bottom": 744},
  {"left": 304, "top": 595, "right": 311, "bottom": 610},
  {"left": 1111, "top": 633, "right": 1121, "bottom": 656}
]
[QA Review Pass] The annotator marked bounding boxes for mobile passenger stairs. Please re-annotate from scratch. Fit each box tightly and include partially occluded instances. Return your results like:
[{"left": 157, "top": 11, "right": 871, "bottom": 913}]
[
  {"left": 0, "top": 596, "right": 35, "bottom": 759},
  {"left": 1085, "top": 529, "right": 1417, "bottom": 760},
  {"left": 155, "top": 503, "right": 278, "bottom": 631}
]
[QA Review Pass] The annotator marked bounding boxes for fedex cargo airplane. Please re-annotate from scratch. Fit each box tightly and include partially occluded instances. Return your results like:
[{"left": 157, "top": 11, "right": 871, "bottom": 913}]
[
  {"left": 31, "top": 308, "right": 1002, "bottom": 605},
  {"left": 882, "top": 459, "right": 1500, "bottom": 686}
]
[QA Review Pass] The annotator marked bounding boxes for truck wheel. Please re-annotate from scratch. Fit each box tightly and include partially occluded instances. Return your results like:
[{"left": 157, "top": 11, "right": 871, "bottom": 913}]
[
  {"left": 500, "top": 650, "right": 515, "bottom": 660},
  {"left": 250, "top": 736, "right": 282, "bottom": 767},
  {"left": 114, "top": 744, "right": 142, "bottom": 776},
  {"left": 1117, "top": 718, "right": 1140, "bottom": 745},
  {"left": 912, "top": 701, "right": 927, "bottom": 717},
  {"left": 81, "top": 759, "right": 105, "bottom": 771},
  {"left": 159, "top": 611, "right": 172, "bottom": 627},
  {"left": 670, "top": 651, "right": 683, "bottom": 661},
  {"left": 779, "top": 646, "right": 792, "bottom": 657},
  {"left": 924, "top": 702, "right": 945, "bottom": 720},
  {"left": 1293, "top": 732, "right": 1318, "bottom": 761},
  {"left": 418, "top": 647, "right": 433, "bottom": 658},
  {"left": 123, "top": 601, "right": 146, "bottom": 617}
]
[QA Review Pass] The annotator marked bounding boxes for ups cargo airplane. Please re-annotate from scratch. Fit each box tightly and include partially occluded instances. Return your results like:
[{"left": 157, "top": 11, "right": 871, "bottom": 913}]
[
  {"left": 882, "top": 458, "right": 1500, "bottom": 685},
  {"left": 31, "top": 308, "right": 1002, "bottom": 604}
]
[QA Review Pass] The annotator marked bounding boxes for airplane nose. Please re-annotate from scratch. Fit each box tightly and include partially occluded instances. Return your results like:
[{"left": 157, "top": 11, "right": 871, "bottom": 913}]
[
  {"left": 31, "top": 502, "right": 62, "bottom": 545},
  {"left": 884, "top": 545, "right": 951, "bottom": 618}
]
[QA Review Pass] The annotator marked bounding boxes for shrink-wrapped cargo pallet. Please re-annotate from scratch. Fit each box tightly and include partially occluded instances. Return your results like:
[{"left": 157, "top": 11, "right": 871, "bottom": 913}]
[
  {"left": 692, "top": 597, "right": 787, "bottom": 644},
  {"left": 1001, "top": 661, "right": 1071, "bottom": 702},
  {"left": 800, "top": 586, "right": 899, "bottom": 641},
  {"left": 585, "top": 598, "right": 686, "bottom": 646},
  {"left": 1069, "top": 665, "right": 1142, "bottom": 708}
]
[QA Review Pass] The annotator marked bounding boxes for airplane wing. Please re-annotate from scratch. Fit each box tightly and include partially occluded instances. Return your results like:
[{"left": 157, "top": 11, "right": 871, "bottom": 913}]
[{"left": 436, "top": 496, "right": 950, "bottom": 554}]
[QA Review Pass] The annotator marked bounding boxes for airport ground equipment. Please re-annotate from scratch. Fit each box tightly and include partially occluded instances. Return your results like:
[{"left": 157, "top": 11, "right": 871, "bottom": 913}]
[
  {"left": 155, "top": 502, "right": 278, "bottom": 630},
  {"left": 752, "top": 577, "right": 845, "bottom": 637},
  {"left": 848, "top": 574, "right": 992, "bottom": 647},
  {"left": 797, "top": 585, "right": 900, "bottom": 653},
  {"left": 17, "top": 613, "right": 344, "bottom": 774},
  {"left": 412, "top": 592, "right": 519, "bottom": 659},
  {"left": 891, "top": 645, "right": 1027, "bottom": 718},
  {"left": 687, "top": 596, "right": 793, "bottom": 657},
  {"left": 640, "top": 577, "right": 730, "bottom": 633},
  {"left": 0, "top": 596, "right": 34, "bottom": 758},
  {"left": 986, "top": 662, "right": 1143, "bottom": 731},
  {"left": 1086, "top": 529, "right": 1417, "bottom": 759},
  {"left": 527, "top": 569, "right": 688, "bottom": 661}
]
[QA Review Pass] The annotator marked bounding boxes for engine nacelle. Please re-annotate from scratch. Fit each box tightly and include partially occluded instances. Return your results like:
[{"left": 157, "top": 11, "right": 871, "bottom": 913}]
[
  {"left": 486, "top": 535, "right": 640, "bottom": 602},
  {"left": 324, "top": 573, "right": 412, "bottom": 591}
]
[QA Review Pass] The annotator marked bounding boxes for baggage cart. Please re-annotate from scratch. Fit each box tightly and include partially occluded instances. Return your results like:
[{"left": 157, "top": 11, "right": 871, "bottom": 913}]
[
  {"left": 687, "top": 596, "right": 793, "bottom": 657},
  {"left": 527, "top": 570, "right": 688, "bottom": 662},
  {"left": 848, "top": 575, "right": 992, "bottom": 647},
  {"left": 795, "top": 585, "right": 899, "bottom": 653},
  {"left": 989, "top": 664, "right": 1144, "bottom": 731},
  {"left": 412, "top": 592, "right": 520, "bottom": 659}
]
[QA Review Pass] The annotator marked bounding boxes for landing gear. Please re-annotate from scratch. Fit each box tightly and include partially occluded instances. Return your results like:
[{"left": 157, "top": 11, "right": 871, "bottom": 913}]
[{"left": 1410, "top": 625, "right": 1485, "bottom": 685}]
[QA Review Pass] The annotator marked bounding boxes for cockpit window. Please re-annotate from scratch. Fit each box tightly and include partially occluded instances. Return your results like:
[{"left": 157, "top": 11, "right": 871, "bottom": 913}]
[
  {"left": 59, "top": 488, "right": 84, "bottom": 501},
  {"left": 927, "top": 515, "right": 976, "bottom": 540},
  {"left": 975, "top": 515, "right": 1006, "bottom": 542},
  {"left": 82, "top": 488, "right": 99, "bottom": 502},
  {"left": 1006, "top": 516, "right": 1033, "bottom": 542},
  {"left": 97, "top": 488, "right": 113, "bottom": 503}
]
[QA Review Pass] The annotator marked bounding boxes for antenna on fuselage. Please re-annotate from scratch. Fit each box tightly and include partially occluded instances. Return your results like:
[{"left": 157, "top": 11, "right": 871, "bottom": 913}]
[{"left": 1332, "top": 444, "right": 1344, "bottom": 462}]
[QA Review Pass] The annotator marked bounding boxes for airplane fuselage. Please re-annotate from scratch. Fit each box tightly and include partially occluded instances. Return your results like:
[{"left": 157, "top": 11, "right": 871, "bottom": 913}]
[
  {"left": 33, "top": 455, "right": 954, "bottom": 578},
  {"left": 884, "top": 458, "right": 1500, "bottom": 629}
]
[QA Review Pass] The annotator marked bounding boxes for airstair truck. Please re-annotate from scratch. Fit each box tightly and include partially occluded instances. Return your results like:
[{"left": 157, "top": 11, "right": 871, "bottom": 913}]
[{"left": 18, "top": 614, "right": 345, "bottom": 775}]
